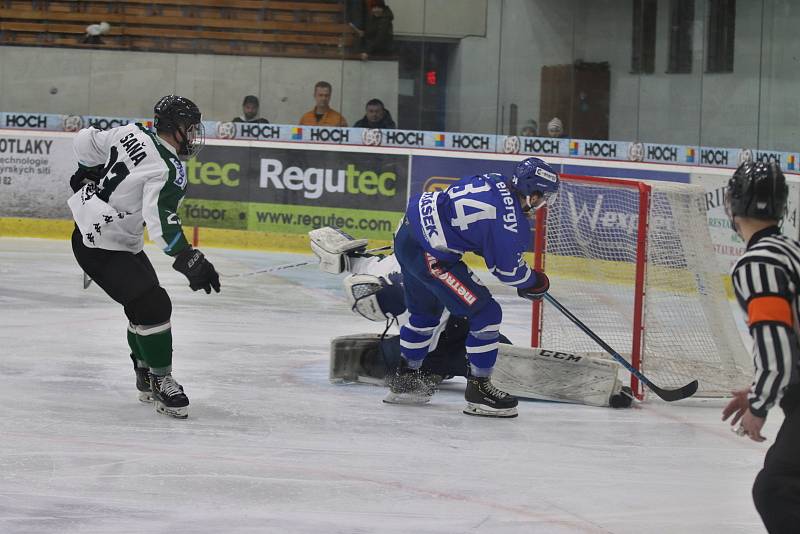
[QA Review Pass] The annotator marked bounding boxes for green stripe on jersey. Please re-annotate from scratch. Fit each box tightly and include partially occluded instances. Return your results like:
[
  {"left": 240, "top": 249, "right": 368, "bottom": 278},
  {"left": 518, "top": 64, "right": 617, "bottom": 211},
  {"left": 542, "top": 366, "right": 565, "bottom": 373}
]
[{"left": 137, "top": 124, "right": 189, "bottom": 255}]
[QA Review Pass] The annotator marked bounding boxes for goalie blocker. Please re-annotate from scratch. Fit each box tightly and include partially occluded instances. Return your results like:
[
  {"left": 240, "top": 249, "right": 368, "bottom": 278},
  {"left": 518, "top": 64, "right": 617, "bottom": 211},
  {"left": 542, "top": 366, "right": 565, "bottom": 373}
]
[{"left": 330, "top": 334, "right": 632, "bottom": 408}]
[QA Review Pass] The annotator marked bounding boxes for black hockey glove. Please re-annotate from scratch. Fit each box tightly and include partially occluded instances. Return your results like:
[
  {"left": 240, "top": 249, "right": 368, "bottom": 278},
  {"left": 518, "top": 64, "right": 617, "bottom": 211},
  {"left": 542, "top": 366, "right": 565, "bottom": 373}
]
[
  {"left": 69, "top": 164, "right": 105, "bottom": 193},
  {"left": 172, "top": 247, "right": 221, "bottom": 294},
  {"left": 517, "top": 270, "right": 550, "bottom": 301}
]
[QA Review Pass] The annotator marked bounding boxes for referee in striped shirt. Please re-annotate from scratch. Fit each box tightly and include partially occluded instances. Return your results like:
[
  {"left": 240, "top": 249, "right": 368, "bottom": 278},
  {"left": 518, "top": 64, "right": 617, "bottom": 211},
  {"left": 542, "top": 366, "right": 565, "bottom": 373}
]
[{"left": 721, "top": 161, "right": 800, "bottom": 533}]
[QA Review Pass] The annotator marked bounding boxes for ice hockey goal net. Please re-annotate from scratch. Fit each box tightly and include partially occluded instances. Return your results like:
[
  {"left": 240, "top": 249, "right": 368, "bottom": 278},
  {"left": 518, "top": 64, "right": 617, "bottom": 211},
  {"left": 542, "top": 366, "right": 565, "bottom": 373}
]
[{"left": 530, "top": 174, "right": 750, "bottom": 399}]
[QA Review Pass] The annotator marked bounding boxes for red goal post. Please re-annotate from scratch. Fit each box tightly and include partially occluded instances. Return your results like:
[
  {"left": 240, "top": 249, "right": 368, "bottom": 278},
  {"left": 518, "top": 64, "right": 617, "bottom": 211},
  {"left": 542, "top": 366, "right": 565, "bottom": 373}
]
[{"left": 530, "top": 173, "right": 750, "bottom": 400}]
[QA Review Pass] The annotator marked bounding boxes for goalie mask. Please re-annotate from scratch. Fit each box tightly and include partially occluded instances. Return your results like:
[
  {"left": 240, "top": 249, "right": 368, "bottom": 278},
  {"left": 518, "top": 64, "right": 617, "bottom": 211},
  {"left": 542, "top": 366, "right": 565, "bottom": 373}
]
[
  {"left": 154, "top": 95, "right": 205, "bottom": 158},
  {"left": 725, "top": 161, "right": 788, "bottom": 229},
  {"left": 344, "top": 272, "right": 406, "bottom": 322}
]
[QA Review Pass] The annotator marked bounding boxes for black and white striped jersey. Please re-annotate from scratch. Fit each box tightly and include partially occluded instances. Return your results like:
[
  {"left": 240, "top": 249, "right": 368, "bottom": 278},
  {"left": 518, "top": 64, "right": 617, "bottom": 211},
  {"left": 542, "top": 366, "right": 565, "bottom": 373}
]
[{"left": 731, "top": 225, "right": 800, "bottom": 417}]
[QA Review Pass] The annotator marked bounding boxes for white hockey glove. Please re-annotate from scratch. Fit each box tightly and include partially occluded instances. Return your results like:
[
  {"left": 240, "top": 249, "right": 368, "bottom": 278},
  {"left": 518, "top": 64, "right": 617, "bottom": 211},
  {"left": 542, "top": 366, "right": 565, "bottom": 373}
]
[{"left": 309, "top": 227, "right": 369, "bottom": 274}]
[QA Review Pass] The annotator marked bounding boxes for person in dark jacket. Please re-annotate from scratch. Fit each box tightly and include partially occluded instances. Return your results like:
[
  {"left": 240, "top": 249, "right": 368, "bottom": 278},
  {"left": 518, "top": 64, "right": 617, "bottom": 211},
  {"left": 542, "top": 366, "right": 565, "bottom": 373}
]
[
  {"left": 353, "top": 99, "right": 396, "bottom": 129},
  {"left": 232, "top": 95, "right": 269, "bottom": 123},
  {"left": 360, "top": 0, "right": 393, "bottom": 60}
]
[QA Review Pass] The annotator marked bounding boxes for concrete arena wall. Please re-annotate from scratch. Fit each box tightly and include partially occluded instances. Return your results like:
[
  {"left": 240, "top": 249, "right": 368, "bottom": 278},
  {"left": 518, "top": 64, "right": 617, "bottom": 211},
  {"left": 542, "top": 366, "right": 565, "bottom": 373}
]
[{"left": 0, "top": 47, "right": 399, "bottom": 128}]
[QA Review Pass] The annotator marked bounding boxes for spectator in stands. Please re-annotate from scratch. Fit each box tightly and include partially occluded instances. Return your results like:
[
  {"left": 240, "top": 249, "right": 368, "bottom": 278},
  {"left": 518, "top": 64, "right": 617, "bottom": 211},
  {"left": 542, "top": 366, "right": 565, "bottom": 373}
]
[
  {"left": 520, "top": 119, "right": 538, "bottom": 137},
  {"left": 354, "top": 99, "right": 396, "bottom": 129},
  {"left": 299, "top": 81, "right": 348, "bottom": 127},
  {"left": 233, "top": 95, "right": 269, "bottom": 123},
  {"left": 360, "top": 0, "right": 394, "bottom": 61},
  {"left": 346, "top": 0, "right": 367, "bottom": 36},
  {"left": 83, "top": 22, "right": 110, "bottom": 45},
  {"left": 547, "top": 117, "right": 567, "bottom": 138}
]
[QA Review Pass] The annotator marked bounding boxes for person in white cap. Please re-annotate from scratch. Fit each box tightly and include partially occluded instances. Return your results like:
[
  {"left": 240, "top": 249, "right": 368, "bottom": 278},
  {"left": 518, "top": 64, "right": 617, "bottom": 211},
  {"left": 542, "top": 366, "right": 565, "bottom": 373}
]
[{"left": 547, "top": 117, "right": 565, "bottom": 138}]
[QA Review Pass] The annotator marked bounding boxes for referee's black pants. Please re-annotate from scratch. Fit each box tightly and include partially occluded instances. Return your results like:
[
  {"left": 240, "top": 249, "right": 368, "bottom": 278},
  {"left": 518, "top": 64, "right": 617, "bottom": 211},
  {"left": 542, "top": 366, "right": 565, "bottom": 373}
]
[{"left": 753, "top": 386, "right": 800, "bottom": 534}]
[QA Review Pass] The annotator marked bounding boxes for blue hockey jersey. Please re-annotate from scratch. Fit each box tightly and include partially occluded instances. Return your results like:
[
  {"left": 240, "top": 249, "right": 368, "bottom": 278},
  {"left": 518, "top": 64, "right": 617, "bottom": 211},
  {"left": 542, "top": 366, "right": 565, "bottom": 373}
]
[{"left": 406, "top": 173, "right": 536, "bottom": 288}]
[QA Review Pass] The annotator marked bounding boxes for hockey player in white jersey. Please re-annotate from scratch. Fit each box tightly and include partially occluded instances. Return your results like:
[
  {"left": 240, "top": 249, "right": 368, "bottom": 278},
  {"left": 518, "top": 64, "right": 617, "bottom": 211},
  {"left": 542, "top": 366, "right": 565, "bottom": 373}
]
[{"left": 68, "top": 95, "right": 220, "bottom": 419}]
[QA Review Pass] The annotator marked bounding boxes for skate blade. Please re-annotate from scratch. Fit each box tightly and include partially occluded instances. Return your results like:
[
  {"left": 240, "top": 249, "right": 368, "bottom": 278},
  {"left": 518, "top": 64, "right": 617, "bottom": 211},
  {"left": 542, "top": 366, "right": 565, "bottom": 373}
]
[
  {"left": 463, "top": 402, "right": 518, "bottom": 418},
  {"left": 383, "top": 391, "right": 431, "bottom": 405},
  {"left": 138, "top": 391, "right": 154, "bottom": 404},
  {"left": 155, "top": 402, "right": 189, "bottom": 419}
]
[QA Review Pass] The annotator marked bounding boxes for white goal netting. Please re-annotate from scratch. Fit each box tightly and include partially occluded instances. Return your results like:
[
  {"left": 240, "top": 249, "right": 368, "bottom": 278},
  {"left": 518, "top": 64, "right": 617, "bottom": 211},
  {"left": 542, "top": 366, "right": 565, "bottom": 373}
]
[{"left": 533, "top": 175, "right": 750, "bottom": 397}]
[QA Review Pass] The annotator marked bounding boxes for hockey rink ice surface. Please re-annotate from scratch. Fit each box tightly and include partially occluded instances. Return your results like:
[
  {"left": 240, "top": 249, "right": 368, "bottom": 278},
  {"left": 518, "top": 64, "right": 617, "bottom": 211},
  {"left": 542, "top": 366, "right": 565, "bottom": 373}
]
[{"left": 0, "top": 238, "right": 776, "bottom": 534}]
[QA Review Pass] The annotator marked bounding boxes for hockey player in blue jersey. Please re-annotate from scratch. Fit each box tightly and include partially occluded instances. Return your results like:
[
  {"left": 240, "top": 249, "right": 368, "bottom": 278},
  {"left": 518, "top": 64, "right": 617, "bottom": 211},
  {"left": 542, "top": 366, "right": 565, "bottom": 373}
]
[{"left": 387, "top": 157, "right": 559, "bottom": 417}]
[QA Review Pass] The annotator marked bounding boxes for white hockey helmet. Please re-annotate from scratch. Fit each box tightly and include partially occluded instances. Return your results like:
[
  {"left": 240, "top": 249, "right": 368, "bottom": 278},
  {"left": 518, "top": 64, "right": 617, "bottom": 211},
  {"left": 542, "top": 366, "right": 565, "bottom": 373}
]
[{"left": 343, "top": 272, "right": 406, "bottom": 322}]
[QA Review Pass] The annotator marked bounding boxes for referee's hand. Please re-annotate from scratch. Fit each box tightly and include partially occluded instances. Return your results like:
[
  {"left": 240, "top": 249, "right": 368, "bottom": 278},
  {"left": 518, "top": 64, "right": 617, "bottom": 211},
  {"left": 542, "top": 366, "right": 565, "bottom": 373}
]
[{"left": 722, "top": 388, "right": 766, "bottom": 442}]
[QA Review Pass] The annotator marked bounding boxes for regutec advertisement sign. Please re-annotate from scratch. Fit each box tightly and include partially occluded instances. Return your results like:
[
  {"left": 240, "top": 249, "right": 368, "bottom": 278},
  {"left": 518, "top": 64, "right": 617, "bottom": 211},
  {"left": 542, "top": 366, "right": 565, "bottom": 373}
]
[{"left": 181, "top": 145, "right": 409, "bottom": 239}]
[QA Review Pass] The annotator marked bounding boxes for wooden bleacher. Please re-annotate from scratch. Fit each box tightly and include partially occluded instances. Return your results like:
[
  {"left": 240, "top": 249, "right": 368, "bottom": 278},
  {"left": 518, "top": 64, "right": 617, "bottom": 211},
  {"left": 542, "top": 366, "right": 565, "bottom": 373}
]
[{"left": 0, "top": 0, "right": 356, "bottom": 58}]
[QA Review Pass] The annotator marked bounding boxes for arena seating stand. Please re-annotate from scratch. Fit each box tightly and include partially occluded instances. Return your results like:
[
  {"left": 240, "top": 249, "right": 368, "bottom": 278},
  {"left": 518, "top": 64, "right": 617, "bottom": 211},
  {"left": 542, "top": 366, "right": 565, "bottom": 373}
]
[{"left": 0, "top": 0, "right": 356, "bottom": 58}]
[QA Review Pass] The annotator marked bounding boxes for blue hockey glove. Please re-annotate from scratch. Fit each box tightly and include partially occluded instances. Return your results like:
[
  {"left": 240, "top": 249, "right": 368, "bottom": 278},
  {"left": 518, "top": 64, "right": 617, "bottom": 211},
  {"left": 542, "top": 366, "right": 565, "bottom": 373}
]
[{"left": 517, "top": 270, "right": 549, "bottom": 300}]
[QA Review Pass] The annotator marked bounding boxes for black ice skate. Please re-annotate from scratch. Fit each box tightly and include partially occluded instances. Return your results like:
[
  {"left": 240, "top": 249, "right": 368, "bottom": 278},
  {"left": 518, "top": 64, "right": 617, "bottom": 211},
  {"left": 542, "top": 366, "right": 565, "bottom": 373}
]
[
  {"left": 130, "top": 355, "right": 153, "bottom": 403},
  {"left": 383, "top": 360, "right": 436, "bottom": 405},
  {"left": 149, "top": 373, "right": 189, "bottom": 419},
  {"left": 464, "top": 375, "right": 518, "bottom": 418}
]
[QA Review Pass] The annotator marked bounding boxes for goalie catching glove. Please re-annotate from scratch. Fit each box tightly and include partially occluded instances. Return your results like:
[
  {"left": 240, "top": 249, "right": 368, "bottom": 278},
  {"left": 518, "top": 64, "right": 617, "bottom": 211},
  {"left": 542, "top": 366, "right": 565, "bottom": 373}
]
[
  {"left": 309, "top": 227, "right": 369, "bottom": 274},
  {"left": 172, "top": 247, "right": 221, "bottom": 294},
  {"left": 517, "top": 270, "right": 549, "bottom": 300}
]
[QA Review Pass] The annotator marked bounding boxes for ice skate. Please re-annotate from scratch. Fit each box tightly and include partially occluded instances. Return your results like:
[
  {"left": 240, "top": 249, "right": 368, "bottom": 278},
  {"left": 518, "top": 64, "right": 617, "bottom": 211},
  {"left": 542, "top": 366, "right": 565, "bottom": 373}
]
[
  {"left": 383, "top": 360, "right": 436, "bottom": 405},
  {"left": 150, "top": 373, "right": 189, "bottom": 419},
  {"left": 463, "top": 375, "right": 518, "bottom": 418},
  {"left": 130, "top": 355, "right": 153, "bottom": 403}
]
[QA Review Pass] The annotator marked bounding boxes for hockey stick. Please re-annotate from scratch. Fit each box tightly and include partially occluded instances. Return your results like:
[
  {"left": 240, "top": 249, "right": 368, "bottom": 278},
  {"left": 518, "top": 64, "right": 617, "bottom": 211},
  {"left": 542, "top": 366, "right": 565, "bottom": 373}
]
[
  {"left": 222, "top": 245, "right": 393, "bottom": 278},
  {"left": 534, "top": 293, "right": 698, "bottom": 402},
  {"left": 83, "top": 273, "right": 93, "bottom": 289}
]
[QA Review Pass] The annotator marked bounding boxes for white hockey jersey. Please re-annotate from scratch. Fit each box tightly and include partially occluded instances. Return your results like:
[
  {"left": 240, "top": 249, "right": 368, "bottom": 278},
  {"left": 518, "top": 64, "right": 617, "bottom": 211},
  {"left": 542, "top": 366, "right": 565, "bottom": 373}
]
[{"left": 67, "top": 123, "right": 190, "bottom": 255}]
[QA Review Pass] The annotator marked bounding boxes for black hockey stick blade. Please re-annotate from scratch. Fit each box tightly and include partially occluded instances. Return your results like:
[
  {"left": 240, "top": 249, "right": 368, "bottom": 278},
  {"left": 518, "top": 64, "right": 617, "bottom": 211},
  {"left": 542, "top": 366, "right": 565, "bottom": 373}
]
[
  {"left": 83, "top": 273, "right": 93, "bottom": 289},
  {"left": 534, "top": 292, "right": 698, "bottom": 402},
  {"left": 647, "top": 379, "right": 698, "bottom": 402}
]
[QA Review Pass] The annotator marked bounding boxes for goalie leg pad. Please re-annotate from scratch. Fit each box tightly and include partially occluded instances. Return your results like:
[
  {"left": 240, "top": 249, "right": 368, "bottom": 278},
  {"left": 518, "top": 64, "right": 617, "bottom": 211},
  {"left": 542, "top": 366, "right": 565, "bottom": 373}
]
[
  {"left": 309, "top": 227, "right": 369, "bottom": 274},
  {"left": 492, "top": 344, "right": 623, "bottom": 407},
  {"left": 329, "top": 333, "right": 400, "bottom": 385}
]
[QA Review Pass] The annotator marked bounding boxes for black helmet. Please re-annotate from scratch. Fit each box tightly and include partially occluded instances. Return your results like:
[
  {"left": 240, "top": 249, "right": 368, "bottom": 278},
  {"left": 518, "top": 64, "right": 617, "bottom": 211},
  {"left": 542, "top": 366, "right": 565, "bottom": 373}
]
[
  {"left": 153, "top": 95, "right": 204, "bottom": 157},
  {"left": 725, "top": 161, "right": 788, "bottom": 223}
]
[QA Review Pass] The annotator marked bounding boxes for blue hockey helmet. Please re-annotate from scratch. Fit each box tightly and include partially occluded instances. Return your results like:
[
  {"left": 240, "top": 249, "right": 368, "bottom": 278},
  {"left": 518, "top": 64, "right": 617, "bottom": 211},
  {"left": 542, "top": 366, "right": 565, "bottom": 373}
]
[{"left": 509, "top": 157, "right": 560, "bottom": 211}]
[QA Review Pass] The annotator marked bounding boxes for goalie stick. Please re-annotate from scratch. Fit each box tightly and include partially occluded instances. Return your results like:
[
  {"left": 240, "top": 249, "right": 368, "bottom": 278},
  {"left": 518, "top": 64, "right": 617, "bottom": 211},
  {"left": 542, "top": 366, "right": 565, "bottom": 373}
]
[
  {"left": 532, "top": 293, "right": 698, "bottom": 402},
  {"left": 222, "top": 245, "right": 393, "bottom": 278}
]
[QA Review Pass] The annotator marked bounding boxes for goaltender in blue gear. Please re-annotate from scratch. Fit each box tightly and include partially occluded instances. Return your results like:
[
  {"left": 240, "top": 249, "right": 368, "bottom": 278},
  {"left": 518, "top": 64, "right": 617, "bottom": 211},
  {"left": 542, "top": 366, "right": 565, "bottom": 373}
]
[{"left": 389, "top": 157, "right": 559, "bottom": 417}]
